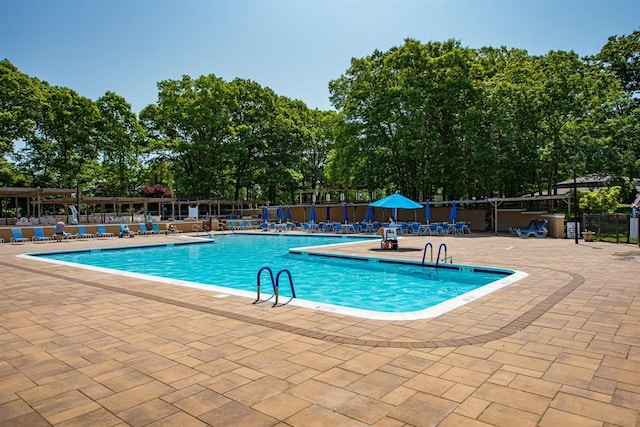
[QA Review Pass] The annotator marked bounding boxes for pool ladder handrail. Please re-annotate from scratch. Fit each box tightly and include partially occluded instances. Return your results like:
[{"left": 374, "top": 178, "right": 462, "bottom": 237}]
[
  {"left": 253, "top": 266, "right": 296, "bottom": 307},
  {"left": 421, "top": 242, "right": 452, "bottom": 267},
  {"left": 421, "top": 242, "right": 433, "bottom": 266},
  {"left": 192, "top": 224, "right": 215, "bottom": 239}
]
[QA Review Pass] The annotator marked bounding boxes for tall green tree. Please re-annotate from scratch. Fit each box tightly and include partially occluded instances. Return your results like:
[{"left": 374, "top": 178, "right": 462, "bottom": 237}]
[
  {"left": 95, "top": 91, "right": 145, "bottom": 196},
  {"left": 0, "top": 59, "right": 43, "bottom": 185},
  {"left": 140, "top": 74, "right": 234, "bottom": 199},
  {"left": 18, "top": 84, "right": 99, "bottom": 188}
]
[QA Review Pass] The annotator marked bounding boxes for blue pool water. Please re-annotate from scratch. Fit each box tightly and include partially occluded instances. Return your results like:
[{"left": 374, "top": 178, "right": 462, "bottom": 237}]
[{"left": 29, "top": 234, "right": 519, "bottom": 318}]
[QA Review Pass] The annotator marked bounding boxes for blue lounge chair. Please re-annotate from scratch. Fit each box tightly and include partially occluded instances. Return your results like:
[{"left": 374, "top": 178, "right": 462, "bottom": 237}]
[
  {"left": 138, "top": 223, "right": 154, "bottom": 235},
  {"left": 96, "top": 225, "right": 114, "bottom": 238},
  {"left": 151, "top": 223, "right": 167, "bottom": 234},
  {"left": 32, "top": 227, "right": 53, "bottom": 242},
  {"left": 515, "top": 219, "right": 548, "bottom": 239},
  {"left": 76, "top": 225, "right": 95, "bottom": 239},
  {"left": 10, "top": 228, "right": 30, "bottom": 244}
]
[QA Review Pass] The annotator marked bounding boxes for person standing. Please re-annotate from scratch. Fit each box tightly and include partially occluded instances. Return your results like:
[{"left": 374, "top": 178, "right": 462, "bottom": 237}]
[{"left": 54, "top": 218, "right": 65, "bottom": 242}]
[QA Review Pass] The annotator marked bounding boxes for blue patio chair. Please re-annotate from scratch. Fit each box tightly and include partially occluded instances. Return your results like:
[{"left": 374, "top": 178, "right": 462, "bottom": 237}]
[
  {"left": 440, "top": 223, "right": 453, "bottom": 235},
  {"left": 32, "top": 227, "right": 53, "bottom": 242},
  {"left": 454, "top": 222, "right": 471, "bottom": 235},
  {"left": 10, "top": 228, "right": 30, "bottom": 244},
  {"left": 96, "top": 225, "right": 114, "bottom": 238},
  {"left": 76, "top": 225, "right": 95, "bottom": 239},
  {"left": 428, "top": 223, "right": 442, "bottom": 236}
]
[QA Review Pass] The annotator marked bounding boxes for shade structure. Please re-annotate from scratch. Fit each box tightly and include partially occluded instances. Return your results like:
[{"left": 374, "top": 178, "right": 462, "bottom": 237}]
[
  {"left": 285, "top": 207, "right": 292, "bottom": 220},
  {"left": 449, "top": 201, "right": 458, "bottom": 222},
  {"left": 370, "top": 193, "right": 422, "bottom": 209},
  {"left": 425, "top": 201, "right": 431, "bottom": 223},
  {"left": 262, "top": 207, "right": 268, "bottom": 222},
  {"left": 277, "top": 206, "right": 283, "bottom": 222},
  {"left": 309, "top": 204, "right": 316, "bottom": 222},
  {"left": 364, "top": 205, "right": 375, "bottom": 222},
  {"left": 326, "top": 205, "right": 331, "bottom": 222},
  {"left": 343, "top": 203, "right": 349, "bottom": 223}
]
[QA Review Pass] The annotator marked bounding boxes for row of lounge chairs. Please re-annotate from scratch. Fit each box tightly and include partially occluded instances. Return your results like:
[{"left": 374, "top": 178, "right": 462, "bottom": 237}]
[
  {"left": 274, "top": 221, "right": 472, "bottom": 235},
  {"left": 7, "top": 223, "right": 182, "bottom": 244},
  {"left": 226, "top": 220, "right": 262, "bottom": 230}
]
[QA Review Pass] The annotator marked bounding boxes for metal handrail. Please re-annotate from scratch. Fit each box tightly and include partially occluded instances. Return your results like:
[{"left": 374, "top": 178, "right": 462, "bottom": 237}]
[
  {"left": 273, "top": 269, "right": 296, "bottom": 307},
  {"left": 253, "top": 266, "right": 276, "bottom": 304},
  {"left": 436, "top": 243, "right": 451, "bottom": 266},
  {"left": 421, "top": 242, "right": 433, "bottom": 266}
]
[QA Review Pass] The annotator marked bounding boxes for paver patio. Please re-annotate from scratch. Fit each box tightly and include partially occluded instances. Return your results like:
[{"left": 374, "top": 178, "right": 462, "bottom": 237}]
[{"left": 0, "top": 231, "right": 638, "bottom": 426}]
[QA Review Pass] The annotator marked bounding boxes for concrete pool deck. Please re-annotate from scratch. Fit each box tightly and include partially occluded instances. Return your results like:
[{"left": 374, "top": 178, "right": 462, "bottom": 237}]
[{"left": 0, "top": 232, "right": 639, "bottom": 426}]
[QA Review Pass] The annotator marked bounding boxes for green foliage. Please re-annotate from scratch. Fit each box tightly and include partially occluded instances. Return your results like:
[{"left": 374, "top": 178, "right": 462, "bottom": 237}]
[
  {"left": 580, "top": 186, "right": 621, "bottom": 214},
  {"left": 1, "top": 28, "right": 639, "bottom": 205},
  {"left": 95, "top": 91, "right": 145, "bottom": 196}
]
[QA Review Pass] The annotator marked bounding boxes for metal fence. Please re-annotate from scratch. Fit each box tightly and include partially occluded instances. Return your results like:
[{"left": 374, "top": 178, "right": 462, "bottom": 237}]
[{"left": 583, "top": 214, "right": 639, "bottom": 244}]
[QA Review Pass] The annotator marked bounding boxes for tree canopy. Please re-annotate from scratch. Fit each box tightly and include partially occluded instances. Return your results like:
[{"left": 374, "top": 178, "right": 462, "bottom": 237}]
[{"left": 1, "top": 27, "right": 639, "bottom": 205}]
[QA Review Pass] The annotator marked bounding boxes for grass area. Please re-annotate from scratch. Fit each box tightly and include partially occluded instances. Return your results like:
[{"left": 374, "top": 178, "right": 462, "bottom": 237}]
[{"left": 594, "top": 233, "right": 638, "bottom": 244}]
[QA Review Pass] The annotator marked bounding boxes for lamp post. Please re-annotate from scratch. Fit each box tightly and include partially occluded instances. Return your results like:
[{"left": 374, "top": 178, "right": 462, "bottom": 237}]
[{"left": 570, "top": 155, "right": 578, "bottom": 244}]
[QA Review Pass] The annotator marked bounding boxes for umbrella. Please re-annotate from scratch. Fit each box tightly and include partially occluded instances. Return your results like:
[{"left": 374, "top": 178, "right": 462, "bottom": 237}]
[
  {"left": 326, "top": 205, "right": 331, "bottom": 222},
  {"left": 364, "top": 205, "right": 374, "bottom": 222},
  {"left": 285, "top": 207, "right": 292, "bottom": 221},
  {"left": 425, "top": 201, "right": 431, "bottom": 224},
  {"left": 277, "top": 206, "right": 283, "bottom": 222},
  {"left": 343, "top": 203, "right": 349, "bottom": 223},
  {"left": 449, "top": 201, "right": 458, "bottom": 222},
  {"left": 370, "top": 192, "right": 422, "bottom": 209},
  {"left": 262, "top": 207, "right": 268, "bottom": 222},
  {"left": 309, "top": 204, "right": 316, "bottom": 222}
]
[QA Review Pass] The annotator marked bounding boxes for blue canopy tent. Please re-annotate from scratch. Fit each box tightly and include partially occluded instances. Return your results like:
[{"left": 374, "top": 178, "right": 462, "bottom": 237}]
[
  {"left": 370, "top": 193, "right": 422, "bottom": 224},
  {"left": 309, "top": 204, "right": 317, "bottom": 222},
  {"left": 343, "top": 203, "right": 349, "bottom": 223},
  {"left": 449, "top": 201, "right": 458, "bottom": 222},
  {"left": 370, "top": 193, "right": 423, "bottom": 210},
  {"left": 277, "top": 206, "right": 283, "bottom": 223}
]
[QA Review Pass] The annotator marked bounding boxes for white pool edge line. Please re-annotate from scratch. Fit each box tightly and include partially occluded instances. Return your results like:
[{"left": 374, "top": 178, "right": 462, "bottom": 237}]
[{"left": 18, "top": 248, "right": 528, "bottom": 321}]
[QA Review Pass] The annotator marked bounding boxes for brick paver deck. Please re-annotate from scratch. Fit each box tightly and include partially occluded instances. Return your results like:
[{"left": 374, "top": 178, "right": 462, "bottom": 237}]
[{"left": 1, "top": 231, "right": 639, "bottom": 426}]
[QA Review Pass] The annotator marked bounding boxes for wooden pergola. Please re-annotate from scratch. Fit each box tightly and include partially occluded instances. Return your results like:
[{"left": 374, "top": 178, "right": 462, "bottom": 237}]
[{"left": 0, "top": 186, "right": 75, "bottom": 225}]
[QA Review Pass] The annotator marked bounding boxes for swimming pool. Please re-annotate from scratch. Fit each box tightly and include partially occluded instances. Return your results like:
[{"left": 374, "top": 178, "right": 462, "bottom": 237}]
[{"left": 25, "top": 234, "right": 526, "bottom": 320}]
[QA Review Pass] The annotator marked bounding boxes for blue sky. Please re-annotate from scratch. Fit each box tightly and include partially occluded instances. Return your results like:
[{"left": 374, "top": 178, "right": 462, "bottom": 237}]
[{"left": 2, "top": 0, "right": 638, "bottom": 113}]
